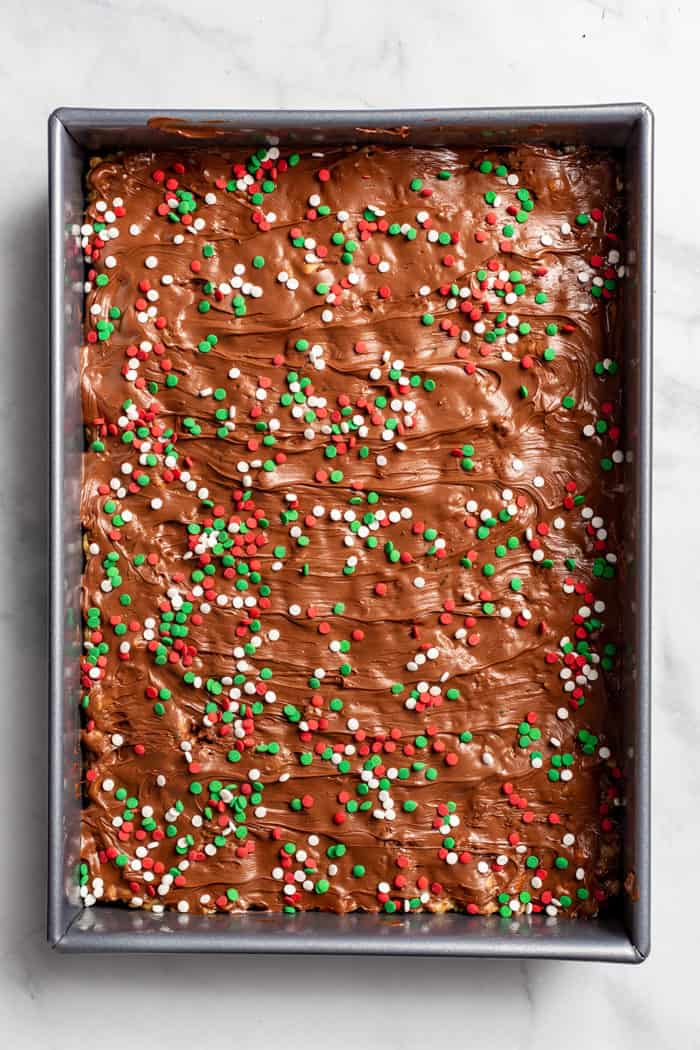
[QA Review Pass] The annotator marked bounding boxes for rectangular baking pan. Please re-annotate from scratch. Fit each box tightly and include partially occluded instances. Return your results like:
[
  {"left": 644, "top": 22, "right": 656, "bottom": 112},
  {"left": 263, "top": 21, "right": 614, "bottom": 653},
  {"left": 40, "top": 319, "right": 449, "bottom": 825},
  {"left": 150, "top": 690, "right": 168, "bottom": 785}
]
[{"left": 49, "top": 105, "right": 652, "bottom": 959}]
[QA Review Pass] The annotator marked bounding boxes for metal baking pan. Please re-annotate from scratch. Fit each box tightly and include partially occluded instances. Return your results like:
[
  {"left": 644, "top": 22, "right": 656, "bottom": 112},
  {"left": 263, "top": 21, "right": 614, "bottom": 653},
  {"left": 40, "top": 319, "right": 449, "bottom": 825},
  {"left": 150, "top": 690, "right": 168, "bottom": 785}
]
[{"left": 49, "top": 105, "right": 652, "bottom": 959}]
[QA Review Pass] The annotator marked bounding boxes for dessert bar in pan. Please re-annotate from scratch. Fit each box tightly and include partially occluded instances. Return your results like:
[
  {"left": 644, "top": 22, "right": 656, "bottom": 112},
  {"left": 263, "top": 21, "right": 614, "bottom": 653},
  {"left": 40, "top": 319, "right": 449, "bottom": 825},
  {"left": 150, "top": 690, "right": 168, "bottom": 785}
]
[{"left": 49, "top": 106, "right": 651, "bottom": 959}]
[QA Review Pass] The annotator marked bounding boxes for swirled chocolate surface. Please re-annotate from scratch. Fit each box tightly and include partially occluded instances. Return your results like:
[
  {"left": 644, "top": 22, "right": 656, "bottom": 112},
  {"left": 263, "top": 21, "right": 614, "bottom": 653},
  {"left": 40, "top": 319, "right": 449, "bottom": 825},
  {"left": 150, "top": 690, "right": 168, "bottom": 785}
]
[{"left": 79, "top": 143, "right": 627, "bottom": 918}]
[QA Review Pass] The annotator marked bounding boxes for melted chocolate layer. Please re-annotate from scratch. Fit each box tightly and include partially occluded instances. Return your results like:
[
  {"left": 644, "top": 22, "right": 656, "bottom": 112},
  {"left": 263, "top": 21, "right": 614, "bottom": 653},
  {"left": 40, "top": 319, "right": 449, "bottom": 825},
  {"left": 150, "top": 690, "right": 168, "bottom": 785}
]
[{"left": 79, "top": 144, "right": 626, "bottom": 918}]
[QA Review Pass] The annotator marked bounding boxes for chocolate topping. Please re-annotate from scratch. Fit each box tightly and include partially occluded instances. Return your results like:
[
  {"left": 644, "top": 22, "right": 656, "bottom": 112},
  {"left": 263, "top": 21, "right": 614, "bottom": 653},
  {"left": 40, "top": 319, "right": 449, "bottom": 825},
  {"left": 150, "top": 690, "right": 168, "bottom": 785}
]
[{"left": 79, "top": 143, "right": 625, "bottom": 918}]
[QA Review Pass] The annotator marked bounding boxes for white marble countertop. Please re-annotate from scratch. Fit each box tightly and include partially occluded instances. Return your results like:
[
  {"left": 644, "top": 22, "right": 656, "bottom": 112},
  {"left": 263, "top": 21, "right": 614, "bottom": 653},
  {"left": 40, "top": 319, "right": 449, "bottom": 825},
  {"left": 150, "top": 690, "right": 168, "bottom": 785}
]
[{"left": 0, "top": 0, "right": 693, "bottom": 1045}]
